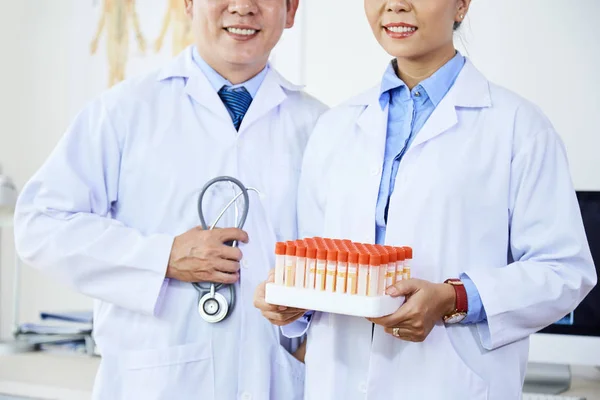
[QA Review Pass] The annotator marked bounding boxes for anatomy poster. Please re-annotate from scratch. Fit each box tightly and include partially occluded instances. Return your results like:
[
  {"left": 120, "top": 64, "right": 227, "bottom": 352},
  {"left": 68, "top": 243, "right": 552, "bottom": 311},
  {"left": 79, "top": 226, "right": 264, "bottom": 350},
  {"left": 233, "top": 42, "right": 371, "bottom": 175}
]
[
  {"left": 89, "top": 0, "right": 148, "bottom": 87},
  {"left": 155, "top": 0, "right": 194, "bottom": 56}
]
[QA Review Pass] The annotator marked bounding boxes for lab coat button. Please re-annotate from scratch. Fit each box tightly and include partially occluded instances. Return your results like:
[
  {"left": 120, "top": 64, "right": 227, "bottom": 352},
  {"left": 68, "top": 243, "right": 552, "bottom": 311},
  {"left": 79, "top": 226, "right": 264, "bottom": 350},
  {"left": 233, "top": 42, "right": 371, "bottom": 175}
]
[
  {"left": 242, "top": 260, "right": 249, "bottom": 269},
  {"left": 370, "top": 167, "right": 380, "bottom": 176},
  {"left": 358, "top": 382, "right": 367, "bottom": 393},
  {"left": 240, "top": 392, "right": 252, "bottom": 400}
]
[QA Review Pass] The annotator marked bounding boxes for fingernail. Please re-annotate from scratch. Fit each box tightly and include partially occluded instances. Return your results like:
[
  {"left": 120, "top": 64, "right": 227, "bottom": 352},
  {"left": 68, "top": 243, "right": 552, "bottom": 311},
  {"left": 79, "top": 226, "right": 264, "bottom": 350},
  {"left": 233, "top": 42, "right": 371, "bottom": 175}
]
[
  {"left": 386, "top": 286, "right": 399, "bottom": 296},
  {"left": 278, "top": 306, "right": 287, "bottom": 311}
]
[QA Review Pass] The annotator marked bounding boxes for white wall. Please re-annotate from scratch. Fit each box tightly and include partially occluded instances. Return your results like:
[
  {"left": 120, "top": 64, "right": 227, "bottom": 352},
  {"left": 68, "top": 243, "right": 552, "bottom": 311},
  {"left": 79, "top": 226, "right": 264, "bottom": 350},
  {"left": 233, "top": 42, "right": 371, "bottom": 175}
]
[
  {"left": 1, "top": 0, "right": 598, "bottom": 339},
  {"left": 0, "top": 2, "right": 94, "bottom": 340}
]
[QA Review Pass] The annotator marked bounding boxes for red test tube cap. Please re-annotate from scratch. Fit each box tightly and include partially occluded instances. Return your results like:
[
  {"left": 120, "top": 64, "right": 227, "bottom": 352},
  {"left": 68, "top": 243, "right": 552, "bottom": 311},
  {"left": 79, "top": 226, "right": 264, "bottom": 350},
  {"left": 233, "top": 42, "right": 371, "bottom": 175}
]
[
  {"left": 369, "top": 253, "right": 381, "bottom": 266},
  {"left": 295, "top": 241, "right": 307, "bottom": 257},
  {"left": 275, "top": 242, "right": 286, "bottom": 256},
  {"left": 327, "top": 249, "right": 338, "bottom": 262},
  {"left": 286, "top": 241, "right": 296, "bottom": 256},
  {"left": 385, "top": 246, "right": 397, "bottom": 263},
  {"left": 395, "top": 247, "right": 406, "bottom": 261}
]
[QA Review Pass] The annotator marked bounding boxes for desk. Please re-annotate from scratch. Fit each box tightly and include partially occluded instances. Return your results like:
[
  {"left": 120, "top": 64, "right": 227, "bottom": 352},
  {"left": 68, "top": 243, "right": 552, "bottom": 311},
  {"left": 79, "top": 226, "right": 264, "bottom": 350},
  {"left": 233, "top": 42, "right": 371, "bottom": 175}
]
[
  {"left": 0, "top": 353, "right": 99, "bottom": 400},
  {"left": 559, "top": 365, "right": 600, "bottom": 399},
  {"left": 0, "top": 353, "right": 599, "bottom": 399}
]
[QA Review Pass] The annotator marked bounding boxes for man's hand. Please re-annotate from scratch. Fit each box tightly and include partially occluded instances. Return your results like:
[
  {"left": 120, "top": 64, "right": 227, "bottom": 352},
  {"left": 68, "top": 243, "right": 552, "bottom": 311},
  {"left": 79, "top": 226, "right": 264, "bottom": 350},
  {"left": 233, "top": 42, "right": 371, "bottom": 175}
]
[
  {"left": 166, "top": 226, "right": 248, "bottom": 284},
  {"left": 254, "top": 270, "right": 307, "bottom": 326},
  {"left": 368, "top": 279, "right": 456, "bottom": 342}
]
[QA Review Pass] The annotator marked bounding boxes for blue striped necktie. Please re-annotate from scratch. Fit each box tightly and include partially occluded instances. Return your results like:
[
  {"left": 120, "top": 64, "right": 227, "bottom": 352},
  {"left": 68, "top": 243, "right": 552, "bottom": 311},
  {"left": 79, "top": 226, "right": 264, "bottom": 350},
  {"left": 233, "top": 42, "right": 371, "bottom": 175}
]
[{"left": 218, "top": 86, "right": 253, "bottom": 130}]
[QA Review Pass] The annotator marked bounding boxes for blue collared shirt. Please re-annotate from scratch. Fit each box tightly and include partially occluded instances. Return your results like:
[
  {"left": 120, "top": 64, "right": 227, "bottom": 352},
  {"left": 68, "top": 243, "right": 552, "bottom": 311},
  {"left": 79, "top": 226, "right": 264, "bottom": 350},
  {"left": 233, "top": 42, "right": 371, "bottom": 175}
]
[
  {"left": 374, "top": 52, "right": 486, "bottom": 324},
  {"left": 192, "top": 46, "right": 268, "bottom": 98}
]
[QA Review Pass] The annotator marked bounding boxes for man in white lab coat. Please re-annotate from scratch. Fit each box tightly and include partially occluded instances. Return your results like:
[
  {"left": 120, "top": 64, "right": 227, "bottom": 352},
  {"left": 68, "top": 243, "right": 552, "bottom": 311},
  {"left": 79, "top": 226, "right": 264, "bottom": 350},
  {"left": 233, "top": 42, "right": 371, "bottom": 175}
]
[{"left": 13, "top": 1, "right": 325, "bottom": 399}]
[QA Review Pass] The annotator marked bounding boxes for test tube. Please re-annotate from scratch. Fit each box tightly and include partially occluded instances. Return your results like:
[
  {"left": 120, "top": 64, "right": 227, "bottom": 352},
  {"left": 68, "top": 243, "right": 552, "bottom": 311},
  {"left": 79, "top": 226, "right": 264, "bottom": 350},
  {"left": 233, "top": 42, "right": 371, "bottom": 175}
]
[
  {"left": 384, "top": 246, "right": 398, "bottom": 288},
  {"left": 274, "top": 242, "right": 286, "bottom": 286},
  {"left": 375, "top": 245, "right": 389, "bottom": 296},
  {"left": 284, "top": 241, "right": 296, "bottom": 287},
  {"left": 315, "top": 247, "right": 327, "bottom": 291},
  {"left": 325, "top": 248, "right": 338, "bottom": 292},
  {"left": 367, "top": 252, "right": 381, "bottom": 297},
  {"left": 304, "top": 239, "right": 317, "bottom": 290},
  {"left": 395, "top": 247, "right": 406, "bottom": 283},
  {"left": 403, "top": 246, "right": 413, "bottom": 280},
  {"left": 357, "top": 247, "right": 370, "bottom": 296},
  {"left": 347, "top": 244, "right": 359, "bottom": 295},
  {"left": 335, "top": 245, "right": 348, "bottom": 294},
  {"left": 295, "top": 240, "right": 307, "bottom": 288}
]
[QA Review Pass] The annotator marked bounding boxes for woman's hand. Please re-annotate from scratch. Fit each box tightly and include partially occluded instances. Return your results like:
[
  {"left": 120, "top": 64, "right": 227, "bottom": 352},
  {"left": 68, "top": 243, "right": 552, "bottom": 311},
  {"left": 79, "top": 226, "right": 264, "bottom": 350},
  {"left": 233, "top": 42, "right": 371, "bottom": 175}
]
[
  {"left": 253, "top": 269, "right": 307, "bottom": 326},
  {"left": 368, "top": 279, "right": 456, "bottom": 342}
]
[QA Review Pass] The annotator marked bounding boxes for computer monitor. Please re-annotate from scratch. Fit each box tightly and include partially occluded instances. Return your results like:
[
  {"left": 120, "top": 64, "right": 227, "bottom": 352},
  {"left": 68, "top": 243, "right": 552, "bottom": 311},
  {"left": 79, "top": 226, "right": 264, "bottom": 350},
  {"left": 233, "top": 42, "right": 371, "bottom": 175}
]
[{"left": 525, "top": 191, "right": 600, "bottom": 394}]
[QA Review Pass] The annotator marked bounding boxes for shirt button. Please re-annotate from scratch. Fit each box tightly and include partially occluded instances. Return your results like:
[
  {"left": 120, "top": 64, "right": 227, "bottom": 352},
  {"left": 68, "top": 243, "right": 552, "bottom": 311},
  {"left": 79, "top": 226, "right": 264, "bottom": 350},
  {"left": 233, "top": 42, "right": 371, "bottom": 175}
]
[
  {"left": 358, "top": 382, "right": 367, "bottom": 393},
  {"left": 241, "top": 392, "right": 252, "bottom": 400},
  {"left": 414, "top": 91, "right": 421, "bottom": 97}
]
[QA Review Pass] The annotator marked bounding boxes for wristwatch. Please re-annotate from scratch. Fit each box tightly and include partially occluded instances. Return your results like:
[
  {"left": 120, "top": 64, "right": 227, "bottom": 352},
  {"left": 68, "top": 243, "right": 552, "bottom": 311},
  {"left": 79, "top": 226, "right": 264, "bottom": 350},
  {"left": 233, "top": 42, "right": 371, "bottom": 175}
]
[{"left": 443, "top": 279, "right": 468, "bottom": 324}]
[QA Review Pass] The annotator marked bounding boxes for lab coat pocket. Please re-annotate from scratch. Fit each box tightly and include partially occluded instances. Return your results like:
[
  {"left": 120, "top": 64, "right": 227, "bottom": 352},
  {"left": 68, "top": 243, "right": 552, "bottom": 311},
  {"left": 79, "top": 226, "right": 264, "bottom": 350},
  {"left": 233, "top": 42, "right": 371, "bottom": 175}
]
[
  {"left": 121, "top": 342, "right": 213, "bottom": 400},
  {"left": 270, "top": 346, "right": 305, "bottom": 400},
  {"left": 440, "top": 325, "right": 489, "bottom": 400}
]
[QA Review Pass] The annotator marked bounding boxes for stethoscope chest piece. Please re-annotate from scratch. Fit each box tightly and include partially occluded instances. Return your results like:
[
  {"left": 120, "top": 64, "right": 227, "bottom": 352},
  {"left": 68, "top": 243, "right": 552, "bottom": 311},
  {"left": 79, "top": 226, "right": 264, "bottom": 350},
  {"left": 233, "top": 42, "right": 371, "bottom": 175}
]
[{"left": 197, "top": 284, "right": 229, "bottom": 323}]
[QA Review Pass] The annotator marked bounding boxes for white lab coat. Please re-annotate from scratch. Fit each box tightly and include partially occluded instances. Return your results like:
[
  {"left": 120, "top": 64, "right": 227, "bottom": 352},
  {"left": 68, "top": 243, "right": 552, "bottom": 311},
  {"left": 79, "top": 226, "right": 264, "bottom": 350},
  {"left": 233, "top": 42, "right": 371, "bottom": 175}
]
[
  {"left": 14, "top": 47, "right": 327, "bottom": 400},
  {"left": 297, "top": 60, "right": 596, "bottom": 400}
]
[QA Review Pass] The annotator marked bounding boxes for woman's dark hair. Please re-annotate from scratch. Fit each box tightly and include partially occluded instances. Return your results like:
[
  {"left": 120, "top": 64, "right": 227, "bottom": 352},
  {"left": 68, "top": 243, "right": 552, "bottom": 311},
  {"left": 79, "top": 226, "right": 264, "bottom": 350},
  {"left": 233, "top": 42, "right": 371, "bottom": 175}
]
[{"left": 454, "top": 21, "right": 462, "bottom": 30}]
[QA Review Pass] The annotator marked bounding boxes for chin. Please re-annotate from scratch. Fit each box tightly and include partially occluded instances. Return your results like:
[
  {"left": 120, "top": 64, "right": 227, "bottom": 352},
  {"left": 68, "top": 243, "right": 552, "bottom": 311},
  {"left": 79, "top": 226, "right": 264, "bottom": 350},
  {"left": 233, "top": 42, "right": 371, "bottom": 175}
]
[
  {"left": 224, "top": 54, "right": 260, "bottom": 66},
  {"left": 385, "top": 46, "right": 429, "bottom": 61}
]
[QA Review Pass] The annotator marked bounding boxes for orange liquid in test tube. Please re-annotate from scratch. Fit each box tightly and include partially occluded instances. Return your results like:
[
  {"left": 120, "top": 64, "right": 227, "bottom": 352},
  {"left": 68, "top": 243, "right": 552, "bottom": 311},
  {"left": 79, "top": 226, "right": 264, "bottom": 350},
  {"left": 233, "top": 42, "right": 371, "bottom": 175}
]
[
  {"left": 294, "top": 240, "right": 307, "bottom": 288},
  {"left": 374, "top": 245, "right": 389, "bottom": 296},
  {"left": 284, "top": 241, "right": 297, "bottom": 287},
  {"left": 304, "top": 240, "right": 317, "bottom": 290},
  {"left": 367, "top": 251, "right": 381, "bottom": 297},
  {"left": 403, "top": 246, "right": 413, "bottom": 280},
  {"left": 384, "top": 246, "right": 398, "bottom": 288},
  {"left": 325, "top": 248, "right": 338, "bottom": 292},
  {"left": 274, "top": 242, "right": 286, "bottom": 286},
  {"left": 356, "top": 244, "right": 370, "bottom": 296},
  {"left": 335, "top": 245, "right": 348, "bottom": 294},
  {"left": 347, "top": 245, "right": 359, "bottom": 295},
  {"left": 395, "top": 247, "right": 406, "bottom": 283},
  {"left": 315, "top": 247, "right": 327, "bottom": 291}
]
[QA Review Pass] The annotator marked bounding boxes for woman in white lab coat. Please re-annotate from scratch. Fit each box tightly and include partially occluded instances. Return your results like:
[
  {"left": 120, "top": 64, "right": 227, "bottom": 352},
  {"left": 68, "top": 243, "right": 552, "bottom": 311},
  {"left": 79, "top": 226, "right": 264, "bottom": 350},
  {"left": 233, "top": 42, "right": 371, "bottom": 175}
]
[
  {"left": 14, "top": 1, "right": 325, "bottom": 399},
  {"left": 256, "top": 0, "right": 597, "bottom": 399}
]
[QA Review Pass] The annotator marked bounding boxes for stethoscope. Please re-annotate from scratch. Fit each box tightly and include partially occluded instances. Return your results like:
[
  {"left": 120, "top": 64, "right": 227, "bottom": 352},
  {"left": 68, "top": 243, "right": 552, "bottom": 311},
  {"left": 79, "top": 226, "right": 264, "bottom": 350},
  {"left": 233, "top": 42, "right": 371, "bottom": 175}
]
[{"left": 194, "top": 176, "right": 260, "bottom": 323}]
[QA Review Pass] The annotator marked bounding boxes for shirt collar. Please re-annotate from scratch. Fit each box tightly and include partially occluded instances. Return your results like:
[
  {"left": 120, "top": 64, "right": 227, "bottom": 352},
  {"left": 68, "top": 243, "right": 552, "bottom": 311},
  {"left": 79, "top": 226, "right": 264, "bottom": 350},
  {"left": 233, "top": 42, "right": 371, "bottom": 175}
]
[
  {"left": 379, "top": 51, "right": 466, "bottom": 109},
  {"left": 192, "top": 46, "right": 268, "bottom": 98}
]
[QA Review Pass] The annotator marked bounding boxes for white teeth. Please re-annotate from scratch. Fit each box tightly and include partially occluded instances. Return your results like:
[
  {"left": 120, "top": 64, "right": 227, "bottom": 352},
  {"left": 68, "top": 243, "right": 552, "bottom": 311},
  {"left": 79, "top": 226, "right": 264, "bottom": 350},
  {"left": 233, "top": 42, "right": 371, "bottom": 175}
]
[
  {"left": 387, "top": 26, "right": 416, "bottom": 33},
  {"left": 227, "top": 27, "right": 257, "bottom": 36}
]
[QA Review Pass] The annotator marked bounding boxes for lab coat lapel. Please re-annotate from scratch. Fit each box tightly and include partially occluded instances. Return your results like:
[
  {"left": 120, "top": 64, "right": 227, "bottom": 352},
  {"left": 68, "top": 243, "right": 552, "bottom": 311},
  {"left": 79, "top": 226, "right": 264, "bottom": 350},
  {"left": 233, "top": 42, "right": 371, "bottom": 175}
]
[
  {"left": 348, "top": 89, "right": 388, "bottom": 243},
  {"left": 157, "top": 47, "right": 232, "bottom": 122},
  {"left": 355, "top": 88, "right": 388, "bottom": 162},
  {"left": 409, "top": 94, "right": 458, "bottom": 149},
  {"left": 238, "top": 68, "right": 303, "bottom": 133},
  {"left": 409, "top": 60, "right": 491, "bottom": 150}
]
